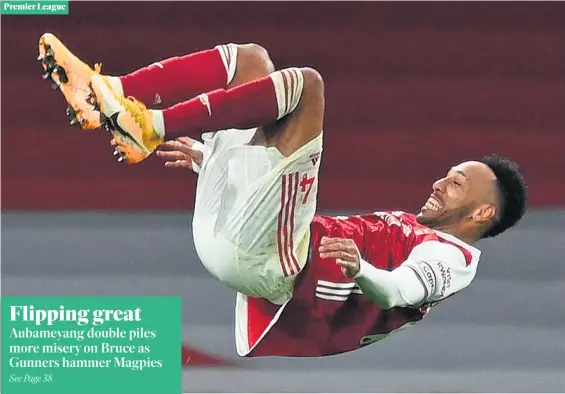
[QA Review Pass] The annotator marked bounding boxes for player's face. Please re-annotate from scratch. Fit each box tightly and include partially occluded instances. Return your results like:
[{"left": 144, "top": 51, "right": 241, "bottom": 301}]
[{"left": 416, "top": 161, "right": 498, "bottom": 230}]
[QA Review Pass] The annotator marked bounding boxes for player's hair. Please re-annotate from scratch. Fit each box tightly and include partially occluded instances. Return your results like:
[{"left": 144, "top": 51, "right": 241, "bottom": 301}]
[{"left": 479, "top": 154, "right": 528, "bottom": 238}]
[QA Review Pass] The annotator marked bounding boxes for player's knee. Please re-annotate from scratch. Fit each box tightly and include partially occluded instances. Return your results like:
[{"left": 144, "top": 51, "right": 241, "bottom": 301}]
[
  {"left": 245, "top": 43, "right": 275, "bottom": 72},
  {"left": 268, "top": 67, "right": 324, "bottom": 156},
  {"left": 295, "top": 67, "right": 325, "bottom": 124},
  {"left": 300, "top": 67, "right": 324, "bottom": 99},
  {"left": 266, "top": 66, "right": 325, "bottom": 148},
  {"left": 295, "top": 67, "right": 325, "bottom": 117},
  {"left": 237, "top": 43, "right": 275, "bottom": 79}
]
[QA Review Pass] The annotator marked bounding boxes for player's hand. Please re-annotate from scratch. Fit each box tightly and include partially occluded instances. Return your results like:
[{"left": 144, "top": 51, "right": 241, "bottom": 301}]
[
  {"left": 319, "top": 237, "right": 361, "bottom": 279},
  {"left": 155, "top": 137, "right": 203, "bottom": 169}
]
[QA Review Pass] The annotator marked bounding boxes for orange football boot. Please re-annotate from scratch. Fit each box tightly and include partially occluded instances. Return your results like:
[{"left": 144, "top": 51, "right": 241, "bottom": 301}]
[
  {"left": 90, "top": 74, "right": 164, "bottom": 164},
  {"left": 109, "top": 137, "right": 147, "bottom": 164},
  {"left": 38, "top": 33, "right": 104, "bottom": 130}
]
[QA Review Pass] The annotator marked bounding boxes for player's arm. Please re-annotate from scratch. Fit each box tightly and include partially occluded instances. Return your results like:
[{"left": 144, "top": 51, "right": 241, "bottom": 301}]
[
  {"left": 354, "top": 261, "right": 426, "bottom": 309},
  {"left": 319, "top": 238, "right": 475, "bottom": 309}
]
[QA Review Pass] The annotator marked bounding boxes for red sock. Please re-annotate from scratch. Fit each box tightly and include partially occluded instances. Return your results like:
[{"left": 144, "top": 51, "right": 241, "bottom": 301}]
[
  {"left": 120, "top": 44, "right": 237, "bottom": 107},
  {"left": 161, "top": 68, "right": 305, "bottom": 138}
]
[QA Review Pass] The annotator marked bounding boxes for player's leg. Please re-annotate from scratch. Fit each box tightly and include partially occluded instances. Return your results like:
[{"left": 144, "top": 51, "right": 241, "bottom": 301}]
[
  {"left": 90, "top": 65, "right": 321, "bottom": 303},
  {"left": 89, "top": 65, "right": 313, "bottom": 163},
  {"left": 38, "top": 32, "right": 273, "bottom": 130},
  {"left": 167, "top": 67, "right": 318, "bottom": 224},
  {"left": 107, "top": 43, "right": 275, "bottom": 108},
  {"left": 187, "top": 69, "right": 324, "bottom": 304},
  {"left": 228, "top": 69, "right": 323, "bottom": 303},
  {"left": 101, "top": 43, "right": 274, "bottom": 162},
  {"left": 262, "top": 68, "right": 324, "bottom": 157},
  {"left": 214, "top": 67, "right": 324, "bottom": 245}
]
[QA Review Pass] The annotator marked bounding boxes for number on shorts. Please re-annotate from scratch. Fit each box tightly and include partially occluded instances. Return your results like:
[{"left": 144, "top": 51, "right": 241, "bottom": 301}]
[{"left": 300, "top": 174, "right": 316, "bottom": 204}]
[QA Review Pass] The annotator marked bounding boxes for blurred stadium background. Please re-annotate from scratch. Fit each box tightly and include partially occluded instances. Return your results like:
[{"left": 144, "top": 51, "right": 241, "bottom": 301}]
[{"left": 2, "top": 2, "right": 564, "bottom": 392}]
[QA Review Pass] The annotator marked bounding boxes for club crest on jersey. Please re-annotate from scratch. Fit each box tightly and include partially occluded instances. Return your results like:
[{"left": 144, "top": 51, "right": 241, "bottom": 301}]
[{"left": 373, "top": 211, "right": 414, "bottom": 237}]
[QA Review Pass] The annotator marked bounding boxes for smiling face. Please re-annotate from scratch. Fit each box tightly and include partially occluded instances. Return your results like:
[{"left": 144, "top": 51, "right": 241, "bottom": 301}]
[{"left": 416, "top": 161, "right": 500, "bottom": 234}]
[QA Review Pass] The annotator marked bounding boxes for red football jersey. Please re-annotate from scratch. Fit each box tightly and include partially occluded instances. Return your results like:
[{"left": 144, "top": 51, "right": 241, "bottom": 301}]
[{"left": 235, "top": 211, "right": 481, "bottom": 357}]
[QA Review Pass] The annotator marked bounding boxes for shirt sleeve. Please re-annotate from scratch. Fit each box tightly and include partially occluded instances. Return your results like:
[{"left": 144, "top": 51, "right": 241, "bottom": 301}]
[
  {"left": 401, "top": 241, "right": 476, "bottom": 303},
  {"left": 355, "top": 260, "right": 427, "bottom": 308}
]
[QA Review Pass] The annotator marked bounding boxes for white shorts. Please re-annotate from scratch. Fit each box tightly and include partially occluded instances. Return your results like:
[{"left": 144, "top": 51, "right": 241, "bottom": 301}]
[{"left": 192, "top": 128, "right": 323, "bottom": 304}]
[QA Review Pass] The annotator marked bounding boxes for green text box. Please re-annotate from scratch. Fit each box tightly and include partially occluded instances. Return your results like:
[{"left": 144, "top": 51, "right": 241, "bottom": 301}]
[
  {"left": 1, "top": 1, "right": 69, "bottom": 15},
  {"left": 2, "top": 296, "right": 182, "bottom": 394}
]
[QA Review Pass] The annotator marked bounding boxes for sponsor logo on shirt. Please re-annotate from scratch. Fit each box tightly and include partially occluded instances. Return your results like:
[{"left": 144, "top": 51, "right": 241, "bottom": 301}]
[{"left": 437, "top": 262, "right": 452, "bottom": 298}]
